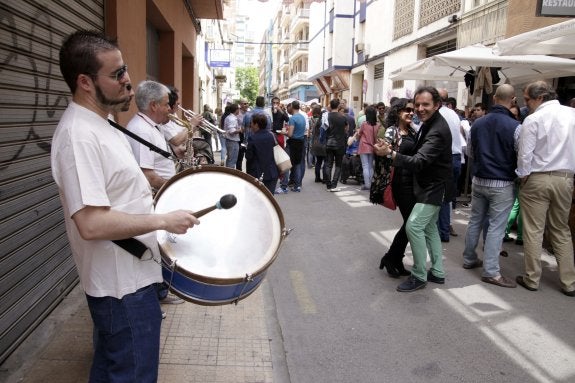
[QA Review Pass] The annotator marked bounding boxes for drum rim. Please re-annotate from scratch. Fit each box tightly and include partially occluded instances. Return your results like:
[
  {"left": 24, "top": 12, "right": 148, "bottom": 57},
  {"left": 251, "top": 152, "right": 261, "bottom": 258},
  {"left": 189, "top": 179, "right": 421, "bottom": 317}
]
[{"left": 155, "top": 165, "right": 286, "bottom": 285}]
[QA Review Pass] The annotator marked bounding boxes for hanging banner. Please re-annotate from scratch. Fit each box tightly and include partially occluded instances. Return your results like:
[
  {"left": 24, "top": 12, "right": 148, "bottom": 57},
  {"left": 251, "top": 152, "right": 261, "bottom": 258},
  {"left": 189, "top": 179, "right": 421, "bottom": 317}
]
[{"left": 210, "top": 49, "right": 231, "bottom": 68}]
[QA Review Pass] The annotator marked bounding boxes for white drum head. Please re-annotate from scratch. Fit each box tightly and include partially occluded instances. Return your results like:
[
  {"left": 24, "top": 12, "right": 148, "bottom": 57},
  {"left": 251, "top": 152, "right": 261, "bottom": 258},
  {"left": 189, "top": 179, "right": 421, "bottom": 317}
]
[{"left": 155, "top": 167, "right": 283, "bottom": 280}]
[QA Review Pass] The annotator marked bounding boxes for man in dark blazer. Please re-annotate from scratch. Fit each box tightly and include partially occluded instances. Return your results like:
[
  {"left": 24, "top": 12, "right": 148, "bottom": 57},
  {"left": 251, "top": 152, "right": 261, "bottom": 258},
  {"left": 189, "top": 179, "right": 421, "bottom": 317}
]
[{"left": 376, "top": 86, "right": 452, "bottom": 292}]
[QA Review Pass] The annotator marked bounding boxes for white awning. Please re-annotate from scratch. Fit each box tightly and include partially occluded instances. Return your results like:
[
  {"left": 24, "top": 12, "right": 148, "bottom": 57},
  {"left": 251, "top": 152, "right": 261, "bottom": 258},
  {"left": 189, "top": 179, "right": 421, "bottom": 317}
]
[
  {"left": 390, "top": 44, "right": 575, "bottom": 84},
  {"left": 494, "top": 19, "right": 575, "bottom": 57}
]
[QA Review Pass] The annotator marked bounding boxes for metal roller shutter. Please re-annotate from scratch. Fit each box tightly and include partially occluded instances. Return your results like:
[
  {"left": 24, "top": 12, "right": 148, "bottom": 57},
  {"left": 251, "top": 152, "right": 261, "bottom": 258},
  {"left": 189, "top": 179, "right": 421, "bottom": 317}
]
[{"left": 0, "top": 0, "right": 104, "bottom": 363}]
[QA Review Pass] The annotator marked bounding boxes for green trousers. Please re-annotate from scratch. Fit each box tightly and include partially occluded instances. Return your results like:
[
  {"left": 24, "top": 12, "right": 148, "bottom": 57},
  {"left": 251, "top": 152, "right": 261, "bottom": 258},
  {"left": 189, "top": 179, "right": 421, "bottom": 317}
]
[
  {"left": 505, "top": 197, "right": 523, "bottom": 240},
  {"left": 406, "top": 203, "right": 444, "bottom": 282}
]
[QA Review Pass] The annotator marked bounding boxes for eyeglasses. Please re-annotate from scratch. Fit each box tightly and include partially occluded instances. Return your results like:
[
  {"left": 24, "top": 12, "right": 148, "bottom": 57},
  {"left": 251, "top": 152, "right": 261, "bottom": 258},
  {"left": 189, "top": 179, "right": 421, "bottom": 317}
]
[{"left": 90, "top": 64, "right": 128, "bottom": 82}]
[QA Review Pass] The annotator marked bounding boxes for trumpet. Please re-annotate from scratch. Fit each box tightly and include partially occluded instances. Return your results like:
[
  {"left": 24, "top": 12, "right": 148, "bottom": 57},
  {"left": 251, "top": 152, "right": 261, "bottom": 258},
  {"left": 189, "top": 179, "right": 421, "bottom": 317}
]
[
  {"left": 168, "top": 113, "right": 192, "bottom": 129},
  {"left": 178, "top": 105, "right": 225, "bottom": 135}
]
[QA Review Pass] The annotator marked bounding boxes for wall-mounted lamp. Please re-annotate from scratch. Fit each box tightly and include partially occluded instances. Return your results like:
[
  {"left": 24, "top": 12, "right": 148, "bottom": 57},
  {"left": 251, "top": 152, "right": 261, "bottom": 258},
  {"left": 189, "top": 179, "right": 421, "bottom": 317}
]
[{"left": 448, "top": 15, "right": 459, "bottom": 24}]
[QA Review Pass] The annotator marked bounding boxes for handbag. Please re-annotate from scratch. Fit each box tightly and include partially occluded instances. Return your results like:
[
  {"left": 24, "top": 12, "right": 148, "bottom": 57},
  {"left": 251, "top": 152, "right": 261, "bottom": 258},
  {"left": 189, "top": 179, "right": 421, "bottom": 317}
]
[
  {"left": 271, "top": 132, "right": 292, "bottom": 172},
  {"left": 382, "top": 167, "right": 397, "bottom": 210}
]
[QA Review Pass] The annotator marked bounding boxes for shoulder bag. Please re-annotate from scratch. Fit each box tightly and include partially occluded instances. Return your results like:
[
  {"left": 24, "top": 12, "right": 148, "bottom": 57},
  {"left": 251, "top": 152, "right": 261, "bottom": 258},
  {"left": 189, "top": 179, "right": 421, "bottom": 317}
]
[{"left": 271, "top": 132, "right": 292, "bottom": 172}]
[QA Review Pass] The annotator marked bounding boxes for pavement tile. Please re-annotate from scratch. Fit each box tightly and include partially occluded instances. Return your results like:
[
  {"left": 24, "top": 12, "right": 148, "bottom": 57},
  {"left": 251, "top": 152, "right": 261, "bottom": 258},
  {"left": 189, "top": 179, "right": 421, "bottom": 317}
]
[{"left": 5, "top": 283, "right": 274, "bottom": 383}]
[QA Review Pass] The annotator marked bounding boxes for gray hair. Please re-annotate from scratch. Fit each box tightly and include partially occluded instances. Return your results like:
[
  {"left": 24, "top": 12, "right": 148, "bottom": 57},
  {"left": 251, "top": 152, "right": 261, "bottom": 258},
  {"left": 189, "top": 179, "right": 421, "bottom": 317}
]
[
  {"left": 135, "top": 80, "right": 169, "bottom": 112},
  {"left": 524, "top": 81, "right": 557, "bottom": 103}
]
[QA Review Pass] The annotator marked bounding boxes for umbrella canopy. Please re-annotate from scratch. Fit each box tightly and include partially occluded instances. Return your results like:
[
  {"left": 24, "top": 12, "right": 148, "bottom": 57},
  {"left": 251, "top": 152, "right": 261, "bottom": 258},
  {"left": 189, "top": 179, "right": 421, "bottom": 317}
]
[
  {"left": 493, "top": 19, "right": 575, "bottom": 56},
  {"left": 389, "top": 44, "right": 575, "bottom": 84}
]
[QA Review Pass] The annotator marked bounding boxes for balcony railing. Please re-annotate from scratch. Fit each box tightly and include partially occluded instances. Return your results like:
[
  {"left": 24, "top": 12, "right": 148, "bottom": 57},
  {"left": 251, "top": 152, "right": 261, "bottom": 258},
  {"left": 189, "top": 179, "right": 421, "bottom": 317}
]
[
  {"left": 290, "top": 8, "right": 309, "bottom": 31},
  {"left": 288, "top": 72, "right": 310, "bottom": 86},
  {"left": 289, "top": 42, "right": 308, "bottom": 60}
]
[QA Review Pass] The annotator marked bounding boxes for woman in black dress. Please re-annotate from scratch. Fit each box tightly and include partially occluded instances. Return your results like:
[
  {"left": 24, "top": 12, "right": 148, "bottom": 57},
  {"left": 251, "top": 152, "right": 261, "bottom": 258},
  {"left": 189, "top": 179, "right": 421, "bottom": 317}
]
[{"left": 376, "top": 98, "right": 418, "bottom": 277}]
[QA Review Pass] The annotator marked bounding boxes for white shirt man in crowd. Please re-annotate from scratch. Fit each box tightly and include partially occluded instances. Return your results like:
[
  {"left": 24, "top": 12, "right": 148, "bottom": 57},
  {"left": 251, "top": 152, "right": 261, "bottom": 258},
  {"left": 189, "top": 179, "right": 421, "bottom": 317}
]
[
  {"left": 515, "top": 81, "right": 575, "bottom": 297},
  {"left": 437, "top": 89, "right": 463, "bottom": 242}
]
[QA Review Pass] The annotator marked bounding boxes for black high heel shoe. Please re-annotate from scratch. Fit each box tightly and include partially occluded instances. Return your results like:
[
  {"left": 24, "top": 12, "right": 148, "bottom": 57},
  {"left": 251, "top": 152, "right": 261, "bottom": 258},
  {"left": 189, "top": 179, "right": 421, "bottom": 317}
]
[
  {"left": 379, "top": 257, "right": 400, "bottom": 278},
  {"left": 395, "top": 262, "right": 411, "bottom": 276}
]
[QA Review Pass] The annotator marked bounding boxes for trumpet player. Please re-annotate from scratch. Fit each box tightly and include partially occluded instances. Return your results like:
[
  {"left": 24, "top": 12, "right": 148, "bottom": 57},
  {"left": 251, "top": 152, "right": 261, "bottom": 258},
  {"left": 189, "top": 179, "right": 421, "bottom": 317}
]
[
  {"left": 160, "top": 86, "right": 202, "bottom": 159},
  {"left": 126, "top": 80, "right": 177, "bottom": 190}
]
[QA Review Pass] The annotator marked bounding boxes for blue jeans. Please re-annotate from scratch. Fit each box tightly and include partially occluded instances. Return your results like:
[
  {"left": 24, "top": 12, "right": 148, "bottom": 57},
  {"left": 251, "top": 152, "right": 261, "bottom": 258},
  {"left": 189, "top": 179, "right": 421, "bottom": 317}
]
[
  {"left": 218, "top": 134, "right": 226, "bottom": 162},
  {"left": 87, "top": 284, "right": 162, "bottom": 383},
  {"left": 359, "top": 153, "right": 374, "bottom": 188},
  {"left": 463, "top": 183, "right": 515, "bottom": 277},
  {"left": 225, "top": 140, "right": 239, "bottom": 168}
]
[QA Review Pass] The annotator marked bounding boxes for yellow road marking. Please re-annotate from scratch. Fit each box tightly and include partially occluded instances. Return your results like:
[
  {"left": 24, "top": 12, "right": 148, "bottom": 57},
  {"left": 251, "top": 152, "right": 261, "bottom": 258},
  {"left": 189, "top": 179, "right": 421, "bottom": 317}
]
[{"left": 289, "top": 270, "right": 317, "bottom": 314}]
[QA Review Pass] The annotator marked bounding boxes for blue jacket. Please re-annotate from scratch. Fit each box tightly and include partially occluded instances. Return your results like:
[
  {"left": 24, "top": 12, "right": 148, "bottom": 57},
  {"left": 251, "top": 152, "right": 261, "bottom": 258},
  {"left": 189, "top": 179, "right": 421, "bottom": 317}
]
[
  {"left": 246, "top": 130, "right": 278, "bottom": 181},
  {"left": 471, "top": 105, "right": 519, "bottom": 181}
]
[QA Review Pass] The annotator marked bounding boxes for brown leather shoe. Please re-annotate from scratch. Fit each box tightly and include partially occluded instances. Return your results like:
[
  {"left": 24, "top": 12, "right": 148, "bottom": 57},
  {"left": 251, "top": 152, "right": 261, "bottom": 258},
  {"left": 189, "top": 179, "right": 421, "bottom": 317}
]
[
  {"left": 481, "top": 275, "right": 517, "bottom": 288},
  {"left": 516, "top": 276, "right": 538, "bottom": 291}
]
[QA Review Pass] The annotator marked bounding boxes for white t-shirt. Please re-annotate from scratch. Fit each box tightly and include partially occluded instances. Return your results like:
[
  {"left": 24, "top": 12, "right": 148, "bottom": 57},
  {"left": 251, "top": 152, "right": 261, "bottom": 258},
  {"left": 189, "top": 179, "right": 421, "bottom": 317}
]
[
  {"left": 159, "top": 120, "right": 185, "bottom": 141},
  {"left": 126, "top": 113, "right": 176, "bottom": 179},
  {"left": 51, "top": 102, "right": 162, "bottom": 299}
]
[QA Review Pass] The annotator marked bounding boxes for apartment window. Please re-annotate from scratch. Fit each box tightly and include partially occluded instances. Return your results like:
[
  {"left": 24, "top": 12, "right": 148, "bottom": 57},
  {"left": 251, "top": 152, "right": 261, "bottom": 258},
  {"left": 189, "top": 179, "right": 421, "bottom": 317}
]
[
  {"left": 419, "top": 0, "right": 461, "bottom": 27},
  {"left": 426, "top": 39, "right": 456, "bottom": 57},
  {"left": 146, "top": 22, "right": 159, "bottom": 80},
  {"left": 394, "top": 0, "right": 414, "bottom": 40},
  {"left": 374, "top": 63, "right": 384, "bottom": 80},
  {"left": 392, "top": 80, "right": 404, "bottom": 89}
]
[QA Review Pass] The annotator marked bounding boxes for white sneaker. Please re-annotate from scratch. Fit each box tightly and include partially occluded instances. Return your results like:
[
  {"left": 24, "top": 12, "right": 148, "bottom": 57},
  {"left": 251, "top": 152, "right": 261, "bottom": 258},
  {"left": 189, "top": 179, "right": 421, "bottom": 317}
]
[
  {"left": 329, "top": 187, "right": 342, "bottom": 192},
  {"left": 161, "top": 293, "right": 184, "bottom": 305},
  {"left": 161, "top": 311, "right": 167, "bottom": 319}
]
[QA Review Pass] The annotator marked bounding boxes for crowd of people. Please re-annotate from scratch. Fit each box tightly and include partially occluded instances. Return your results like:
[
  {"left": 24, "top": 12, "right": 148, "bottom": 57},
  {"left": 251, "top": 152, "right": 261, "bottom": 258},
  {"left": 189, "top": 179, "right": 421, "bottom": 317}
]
[{"left": 50, "top": 29, "right": 575, "bottom": 382}]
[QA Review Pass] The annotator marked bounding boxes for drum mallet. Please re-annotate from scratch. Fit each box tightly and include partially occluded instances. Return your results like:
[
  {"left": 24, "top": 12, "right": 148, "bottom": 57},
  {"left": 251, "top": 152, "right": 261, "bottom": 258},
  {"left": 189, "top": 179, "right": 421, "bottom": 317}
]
[{"left": 192, "top": 194, "right": 237, "bottom": 218}]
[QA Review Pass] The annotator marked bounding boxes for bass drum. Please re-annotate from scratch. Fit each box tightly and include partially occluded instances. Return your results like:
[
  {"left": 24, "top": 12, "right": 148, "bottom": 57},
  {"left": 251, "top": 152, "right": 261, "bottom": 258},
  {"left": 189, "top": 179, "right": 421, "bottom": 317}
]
[{"left": 154, "top": 166, "right": 286, "bottom": 305}]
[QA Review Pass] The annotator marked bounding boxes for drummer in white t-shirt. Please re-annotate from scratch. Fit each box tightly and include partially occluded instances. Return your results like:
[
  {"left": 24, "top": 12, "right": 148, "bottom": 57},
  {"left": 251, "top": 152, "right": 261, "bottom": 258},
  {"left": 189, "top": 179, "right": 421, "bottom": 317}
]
[{"left": 51, "top": 31, "right": 199, "bottom": 382}]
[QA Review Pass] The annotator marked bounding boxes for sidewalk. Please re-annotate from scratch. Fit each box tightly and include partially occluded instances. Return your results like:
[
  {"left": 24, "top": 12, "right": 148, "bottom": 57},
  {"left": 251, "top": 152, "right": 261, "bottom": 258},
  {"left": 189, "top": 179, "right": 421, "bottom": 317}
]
[{"left": 2, "top": 281, "right": 279, "bottom": 383}]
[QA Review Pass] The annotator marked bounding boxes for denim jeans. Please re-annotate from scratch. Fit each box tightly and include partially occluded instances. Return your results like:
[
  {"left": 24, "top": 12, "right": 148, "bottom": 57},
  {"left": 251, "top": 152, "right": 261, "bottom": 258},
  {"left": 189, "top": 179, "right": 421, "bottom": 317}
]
[
  {"left": 406, "top": 203, "right": 443, "bottom": 282},
  {"left": 463, "top": 183, "right": 515, "bottom": 278},
  {"left": 225, "top": 140, "right": 239, "bottom": 168},
  {"left": 324, "top": 146, "right": 345, "bottom": 188},
  {"left": 218, "top": 134, "right": 226, "bottom": 161},
  {"left": 359, "top": 153, "right": 374, "bottom": 188},
  {"left": 87, "top": 284, "right": 162, "bottom": 383}
]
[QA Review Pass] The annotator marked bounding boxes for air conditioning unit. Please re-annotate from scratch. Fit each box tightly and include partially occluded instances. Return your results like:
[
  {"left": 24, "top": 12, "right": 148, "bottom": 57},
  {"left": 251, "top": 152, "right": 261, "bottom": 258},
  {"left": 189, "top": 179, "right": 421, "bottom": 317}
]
[{"left": 355, "top": 43, "right": 364, "bottom": 53}]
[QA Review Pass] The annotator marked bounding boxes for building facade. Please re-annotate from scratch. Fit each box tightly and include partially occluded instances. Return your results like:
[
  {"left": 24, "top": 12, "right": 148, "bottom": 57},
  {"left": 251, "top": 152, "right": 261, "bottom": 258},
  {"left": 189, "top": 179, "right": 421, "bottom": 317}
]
[
  {"left": 304, "top": 0, "right": 573, "bottom": 115},
  {"left": 260, "top": 0, "right": 319, "bottom": 103}
]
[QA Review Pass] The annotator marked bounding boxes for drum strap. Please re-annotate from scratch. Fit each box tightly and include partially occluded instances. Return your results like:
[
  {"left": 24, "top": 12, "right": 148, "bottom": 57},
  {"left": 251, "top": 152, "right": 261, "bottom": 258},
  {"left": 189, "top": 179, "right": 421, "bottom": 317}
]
[
  {"left": 108, "top": 119, "right": 175, "bottom": 160},
  {"left": 112, "top": 238, "right": 148, "bottom": 259}
]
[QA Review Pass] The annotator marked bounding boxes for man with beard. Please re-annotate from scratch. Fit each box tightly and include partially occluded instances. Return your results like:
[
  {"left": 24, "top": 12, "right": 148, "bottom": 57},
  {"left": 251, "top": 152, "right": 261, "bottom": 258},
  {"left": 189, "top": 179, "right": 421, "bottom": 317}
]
[
  {"left": 51, "top": 31, "right": 199, "bottom": 382},
  {"left": 376, "top": 87, "right": 452, "bottom": 292}
]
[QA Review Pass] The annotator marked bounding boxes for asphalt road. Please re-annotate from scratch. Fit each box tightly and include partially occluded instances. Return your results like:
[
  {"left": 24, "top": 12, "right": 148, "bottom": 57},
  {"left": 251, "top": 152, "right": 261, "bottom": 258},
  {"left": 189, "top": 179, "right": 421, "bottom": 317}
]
[{"left": 265, "top": 171, "right": 575, "bottom": 383}]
